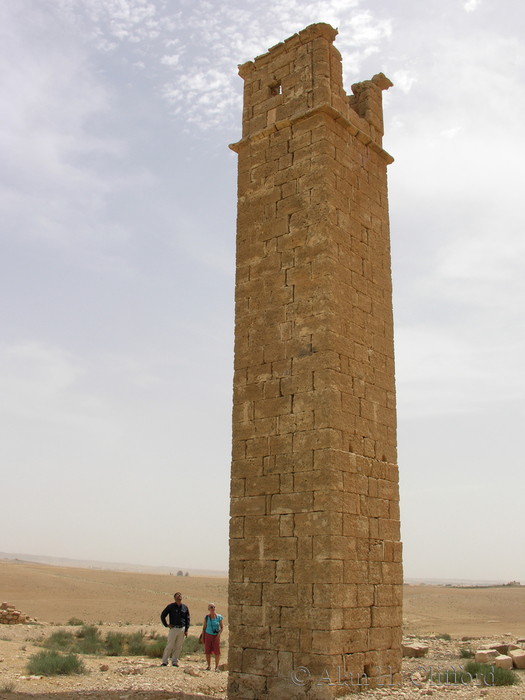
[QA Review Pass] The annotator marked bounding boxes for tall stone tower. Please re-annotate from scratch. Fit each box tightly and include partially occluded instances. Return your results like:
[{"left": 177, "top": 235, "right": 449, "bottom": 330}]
[{"left": 228, "top": 23, "right": 402, "bottom": 699}]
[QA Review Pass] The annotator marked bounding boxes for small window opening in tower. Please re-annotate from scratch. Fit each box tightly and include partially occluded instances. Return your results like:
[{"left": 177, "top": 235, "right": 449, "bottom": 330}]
[{"left": 269, "top": 81, "right": 281, "bottom": 96}]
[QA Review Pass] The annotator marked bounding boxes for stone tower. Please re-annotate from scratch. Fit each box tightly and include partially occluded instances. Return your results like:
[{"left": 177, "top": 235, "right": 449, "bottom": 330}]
[{"left": 228, "top": 23, "right": 402, "bottom": 699}]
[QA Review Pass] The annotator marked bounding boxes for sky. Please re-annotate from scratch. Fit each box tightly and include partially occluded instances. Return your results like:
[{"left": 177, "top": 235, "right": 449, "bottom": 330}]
[{"left": 1, "top": 0, "right": 524, "bottom": 583}]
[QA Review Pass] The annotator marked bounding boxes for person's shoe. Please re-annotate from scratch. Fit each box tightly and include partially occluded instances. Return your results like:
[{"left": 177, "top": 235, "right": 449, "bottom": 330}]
[
  {"left": 172, "top": 661, "right": 179, "bottom": 667},
  {"left": 215, "top": 668, "right": 220, "bottom": 672},
  {"left": 161, "top": 662, "right": 168, "bottom": 667},
  {"left": 205, "top": 666, "right": 211, "bottom": 671}
]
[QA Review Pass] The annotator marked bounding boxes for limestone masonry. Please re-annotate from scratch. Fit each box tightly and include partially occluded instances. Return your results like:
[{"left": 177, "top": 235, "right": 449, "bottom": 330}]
[
  {"left": 228, "top": 23, "right": 402, "bottom": 699},
  {"left": 0, "top": 602, "right": 35, "bottom": 624}
]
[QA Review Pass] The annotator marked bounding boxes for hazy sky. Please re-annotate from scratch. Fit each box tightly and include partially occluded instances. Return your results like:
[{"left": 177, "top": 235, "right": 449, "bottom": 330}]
[{"left": 1, "top": 0, "right": 524, "bottom": 582}]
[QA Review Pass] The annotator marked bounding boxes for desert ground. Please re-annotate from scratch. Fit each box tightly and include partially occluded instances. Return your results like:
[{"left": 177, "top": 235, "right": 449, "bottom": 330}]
[{"left": 1, "top": 559, "right": 524, "bottom": 699}]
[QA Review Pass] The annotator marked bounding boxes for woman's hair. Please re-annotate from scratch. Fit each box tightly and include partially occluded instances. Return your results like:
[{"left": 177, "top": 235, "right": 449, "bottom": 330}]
[{"left": 207, "top": 602, "right": 215, "bottom": 609}]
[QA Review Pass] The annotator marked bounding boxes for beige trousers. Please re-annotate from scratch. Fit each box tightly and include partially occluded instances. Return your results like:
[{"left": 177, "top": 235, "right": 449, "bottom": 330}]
[{"left": 162, "top": 626, "right": 185, "bottom": 664}]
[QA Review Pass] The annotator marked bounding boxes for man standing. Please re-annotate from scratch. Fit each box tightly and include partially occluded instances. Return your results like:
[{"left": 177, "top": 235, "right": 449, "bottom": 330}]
[{"left": 160, "top": 592, "right": 190, "bottom": 667}]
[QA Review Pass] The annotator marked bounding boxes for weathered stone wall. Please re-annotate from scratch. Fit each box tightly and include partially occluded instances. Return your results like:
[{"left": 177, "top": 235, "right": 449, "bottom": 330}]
[
  {"left": 0, "top": 602, "right": 35, "bottom": 624},
  {"left": 228, "top": 23, "right": 402, "bottom": 699}
]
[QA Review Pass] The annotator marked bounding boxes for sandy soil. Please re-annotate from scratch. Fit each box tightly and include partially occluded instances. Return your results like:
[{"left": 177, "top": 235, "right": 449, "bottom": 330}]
[
  {"left": 403, "top": 584, "right": 525, "bottom": 637},
  {"left": 3, "top": 560, "right": 524, "bottom": 638},
  {"left": 1, "top": 560, "right": 524, "bottom": 699},
  {"left": 0, "top": 561, "right": 228, "bottom": 626}
]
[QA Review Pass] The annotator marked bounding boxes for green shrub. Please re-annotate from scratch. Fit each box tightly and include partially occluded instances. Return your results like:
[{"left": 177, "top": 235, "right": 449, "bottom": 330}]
[
  {"left": 67, "top": 617, "right": 84, "bottom": 626},
  {"left": 427, "top": 662, "right": 519, "bottom": 687},
  {"left": 0, "top": 681, "right": 16, "bottom": 693},
  {"left": 26, "top": 650, "right": 86, "bottom": 676},
  {"left": 459, "top": 647, "right": 474, "bottom": 659},
  {"left": 40, "top": 625, "right": 157, "bottom": 658},
  {"left": 181, "top": 635, "right": 201, "bottom": 657},
  {"left": 43, "top": 630, "right": 74, "bottom": 650},
  {"left": 104, "top": 632, "right": 126, "bottom": 656},
  {"left": 74, "top": 625, "right": 103, "bottom": 655},
  {"left": 464, "top": 661, "right": 519, "bottom": 686},
  {"left": 127, "top": 631, "right": 148, "bottom": 656},
  {"left": 145, "top": 637, "right": 167, "bottom": 659},
  {"left": 436, "top": 633, "right": 452, "bottom": 641}
]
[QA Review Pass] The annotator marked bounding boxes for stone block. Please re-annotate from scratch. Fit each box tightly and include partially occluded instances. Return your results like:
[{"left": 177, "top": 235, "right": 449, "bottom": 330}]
[
  {"left": 509, "top": 648, "right": 525, "bottom": 669},
  {"left": 495, "top": 654, "right": 514, "bottom": 670},
  {"left": 229, "top": 583, "right": 262, "bottom": 606},
  {"left": 402, "top": 644, "right": 429, "bottom": 658},
  {"left": 475, "top": 649, "right": 499, "bottom": 663}
]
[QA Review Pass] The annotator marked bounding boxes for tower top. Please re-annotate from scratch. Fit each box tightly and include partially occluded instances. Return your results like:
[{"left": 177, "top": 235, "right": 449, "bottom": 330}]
[{"left": 231, "top": 22, "right": 392, "bottom": 159}]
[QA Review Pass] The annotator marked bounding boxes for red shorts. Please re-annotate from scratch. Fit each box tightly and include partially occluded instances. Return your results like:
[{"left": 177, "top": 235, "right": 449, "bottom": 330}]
[{"left": 204, "top": 631, "right": 220, "bottom": 655}]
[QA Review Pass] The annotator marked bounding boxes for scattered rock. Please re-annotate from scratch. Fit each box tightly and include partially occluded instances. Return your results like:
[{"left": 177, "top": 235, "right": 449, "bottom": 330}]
[
  {"left": 479, "top": 641, "right": 508, "bottom": 654},
  {"left": 402, "top": 643, "right": 429, "bottom": 658},
  {"left": 218, "top": 662, "right": 228, "bottom": 671},
  {"left": 184, "top": 666, "right": 201, "bottom": 677},
  {"left": 116, "top": 665, "right": 143, "bottom": 675},
  {"left": 99, "top": 664, "right": 109, "bottom": 672}
]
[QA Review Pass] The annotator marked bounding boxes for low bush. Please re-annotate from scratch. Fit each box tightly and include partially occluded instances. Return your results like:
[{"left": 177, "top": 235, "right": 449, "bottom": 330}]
[
  {"left": 459, "top": 647, "right": 474, "bottom": 659},
  {"left": 26, "top": 650, "right": 85, "bottom": 676},
  {"left": 145, "top": 637, "right": 167, "bottom": 659},
  {"left": 43, "top": 630, "right": 74, "bottom": 650},
  {"left": 127, "top": 631, "right": 148, "bottom": 656},
  {"left": 39, "top": 626, "right": 187, "bottom": 659},
  {"left": 0, "top": 681, "right": 16, "bottom": 693},
  {"left": 104, "top": 632, "right": 126, "bottom": 656},
  {"left": 464, "top": 661, "right": 519, "bottom": 686},
  {"left": 181, "top": 635, "right": 201, "bottom": 657},
  {"left": 67, "top": 617, "right": 84, "bottom": 626},
  {"left": 74, "top": 625, "right": 103, "bottom": 655},
  {"left": 427, "top": 662, "right": 519, "bottom": 687}
]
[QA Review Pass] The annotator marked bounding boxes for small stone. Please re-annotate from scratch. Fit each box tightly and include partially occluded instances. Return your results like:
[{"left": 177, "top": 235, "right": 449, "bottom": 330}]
[{"left": 183, "top": 667, "right": 201, "bottom": 677}]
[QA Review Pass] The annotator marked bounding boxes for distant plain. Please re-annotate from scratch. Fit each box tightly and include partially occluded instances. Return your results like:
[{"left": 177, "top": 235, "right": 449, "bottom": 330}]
[{"left": 1, "top": 559, "right": 524, "bottom": 638}]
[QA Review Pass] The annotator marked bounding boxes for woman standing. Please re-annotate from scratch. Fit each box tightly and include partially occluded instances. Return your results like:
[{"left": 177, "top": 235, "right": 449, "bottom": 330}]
[{"left": 202, "top": 602, "right": 223, "bottom": 671}]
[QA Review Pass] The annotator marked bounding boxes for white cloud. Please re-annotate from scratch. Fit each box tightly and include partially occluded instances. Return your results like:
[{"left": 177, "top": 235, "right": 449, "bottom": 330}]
[
  {"left": 439, "top": 126, "right": 461, "bottom": 138},
  {"left": 44, "top": 0, "right": 394, "bottom": 129},
  {"left": 464, "top": 0, "right": 480, "bottom": 11},
  {"left": 161, "top": 54, "right": 179, "bottom": 65},
  {"left": 391, "top": 69, "right": 417, "bottom": 93}
]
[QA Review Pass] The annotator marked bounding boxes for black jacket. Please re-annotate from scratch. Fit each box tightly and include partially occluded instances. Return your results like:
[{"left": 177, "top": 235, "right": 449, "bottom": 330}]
[{"left": 160, "top": 602, "right": 190, "bottom": 630}]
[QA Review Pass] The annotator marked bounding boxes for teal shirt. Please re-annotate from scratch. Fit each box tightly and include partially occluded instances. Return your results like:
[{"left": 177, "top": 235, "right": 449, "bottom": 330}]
[{"left": 205, "top": 614, "right": 222, "bottom": 634}]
